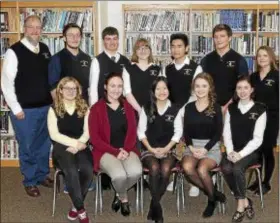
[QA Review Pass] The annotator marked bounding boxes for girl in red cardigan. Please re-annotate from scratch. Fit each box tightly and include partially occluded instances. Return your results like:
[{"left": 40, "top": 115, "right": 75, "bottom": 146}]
[{"left": 89, "top": 72, "right": 142, "bottom": 217}]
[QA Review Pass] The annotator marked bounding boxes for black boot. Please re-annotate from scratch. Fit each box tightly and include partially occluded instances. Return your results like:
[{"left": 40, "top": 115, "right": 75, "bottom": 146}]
[
  {"left": 202, "top": 200, "right": 217, "bottom": 218},
  {"left": 120, "top": 202, "right": 130, "bottom": 217},
  {"left": 111, "top": 194, "right": 121, "bottom": 212}
]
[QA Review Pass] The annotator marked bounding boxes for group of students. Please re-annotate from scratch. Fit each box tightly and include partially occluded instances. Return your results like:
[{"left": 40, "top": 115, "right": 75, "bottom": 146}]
[{"left": 1, "top": 15, "right": 279, "bottom": 223}]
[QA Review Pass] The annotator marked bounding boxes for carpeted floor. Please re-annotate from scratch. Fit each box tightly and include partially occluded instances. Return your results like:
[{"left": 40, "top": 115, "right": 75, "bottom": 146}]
[{"left": 1, "top": 156, "right": 279, "bottom": 223}]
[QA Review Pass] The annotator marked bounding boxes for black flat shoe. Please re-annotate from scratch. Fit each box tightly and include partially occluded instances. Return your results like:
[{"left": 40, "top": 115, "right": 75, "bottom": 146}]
[
  {"left": 214, "top": 190, "right": 226, "bottom": 203},
  {"left": 120, "top": 202, "right": 130, "bottom": 217},
  {"left": 153, "top": 202, "right": 163, "bottom": 223},
  {"left": 247, "top": 181, "right": 259, "bottom": 192},
  {"left": 202, "top": 200, "right": 216, "bottom": 218},
  {"left": 254, "top": 183, "right": 271, "bottom": 196},
  {"left": 232, "top": 210, "right": 245, "bottom": 223},
  {"left": 245, "top": 197, "right": 254, "bottom": 219},
  {"left": 111, "top": 194, "right": 121, "bottom": 212}
]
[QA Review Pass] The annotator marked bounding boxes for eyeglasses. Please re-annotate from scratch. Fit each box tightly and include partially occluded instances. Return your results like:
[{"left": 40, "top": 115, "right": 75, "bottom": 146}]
[
  {"left": 63, "top": 87, "right": 77, "bottom": 92},
  {"left": 66, "top": 34, "right": 81, "bottom": 39},
  {"left": 136, "top": 46, "right": 150, "bottom": 52},
  {"left": 25, "top": 25, "right": 42, "bottom": 30}
]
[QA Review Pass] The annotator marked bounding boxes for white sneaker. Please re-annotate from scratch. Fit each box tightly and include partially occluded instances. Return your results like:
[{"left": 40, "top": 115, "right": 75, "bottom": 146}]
[
  {"left": 212, "top": 175, "right": 216, "bottom": 184},
  {"left": 166, "top": 181, "right": 174, "bottom": 191},
  {"left": 189, "top": 185, "right": 200, "bottom": 197}
]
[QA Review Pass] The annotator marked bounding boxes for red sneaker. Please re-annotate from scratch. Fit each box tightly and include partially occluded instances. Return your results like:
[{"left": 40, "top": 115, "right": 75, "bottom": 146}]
[
  {"left": 78, "top": 209, "right": 89, "bottom": 223},
  {"left": 67, "top": 207, "right": 78, "bottom": 221}
]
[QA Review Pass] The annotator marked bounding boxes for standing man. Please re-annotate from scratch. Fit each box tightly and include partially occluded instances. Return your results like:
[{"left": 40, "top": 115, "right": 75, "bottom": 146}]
[
  {"left": 89, "top": 26, "right": 130, "bottom": 106},
  {"left": 48, "top": 23, "right": 95, "bottom": 193},
  {"left": 48, "top": 23, "right": 92, "bottom": 103},
  {"left": 201, "top": 24, "right": 249, "bottom": 113},
  {"left": 1, "top": 15, "right": 53, "bottom": 197}
]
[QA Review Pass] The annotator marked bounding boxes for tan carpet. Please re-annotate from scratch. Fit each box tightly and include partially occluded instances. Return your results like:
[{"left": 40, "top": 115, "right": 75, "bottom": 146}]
[{"left": 1, "top": 156, "right": 279, "bottom": 223}]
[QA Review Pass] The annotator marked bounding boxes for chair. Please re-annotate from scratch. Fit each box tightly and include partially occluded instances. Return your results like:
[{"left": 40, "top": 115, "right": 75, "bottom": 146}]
[
  {"left": 139, "top": 164, "right": 185, "bottom": 217},
  {"left": 52, "top": 168, "right": 64, "bottom": 217},
  {"left": 94, "top": 171, "right": 140, "bottom": 215}
]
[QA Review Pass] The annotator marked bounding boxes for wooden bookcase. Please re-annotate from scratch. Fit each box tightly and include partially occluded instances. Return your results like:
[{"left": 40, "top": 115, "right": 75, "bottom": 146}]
[
  {"left": 123, "top": 3, "right": 279, "bottom": 71},
  {"left": 0, "top": 1, "right": 98, "bottom": 167}
]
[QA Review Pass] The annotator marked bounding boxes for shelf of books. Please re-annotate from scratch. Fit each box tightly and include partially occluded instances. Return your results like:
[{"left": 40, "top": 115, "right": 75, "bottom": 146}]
[
  {"left": 123, "top": 4, "right": 278, "bottom": 72},
  {"left": 0, "top": 1, "right": 97, "bottom": 167}
]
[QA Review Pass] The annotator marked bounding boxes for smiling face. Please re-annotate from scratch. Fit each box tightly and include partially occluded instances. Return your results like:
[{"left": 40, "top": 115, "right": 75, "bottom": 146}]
[
  {"left": 103, "top": 34, "right": 119, "bottom": 53},
  {"left": 105, "top": 76, "right": 123, "bottom": 102},
  {"left": 136, "top": 43, "right": 151, "bottom": 61},
  {"left": 64, "top": 27, "right": 82, "bottom": 49},
  {"left": 60, "top": 81, "right": 78, "bottom": 101},
  {"left": 24, "top": 17, "right": 42, "bottom": 45},
  {"left": 257, "top": 49, "right": 271, "bottom": 69},
  {"left": 194, "top": 78, "right": 210, "bottom": 99},
  {"left": 236, "top": 80, "right": 254, "bottom": 101},
  {"left": 213, "top": 30, "right": 231, "bottom": 51},
  {"left": 171, "top": 39, "right": 188, "bottom": 61},
  {"left": 154, "top": 80, "right": 169, "bottom": 102}
]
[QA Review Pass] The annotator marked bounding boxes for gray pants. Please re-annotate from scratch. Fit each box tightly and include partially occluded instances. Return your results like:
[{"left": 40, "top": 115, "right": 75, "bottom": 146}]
[{"left": 100, "top": 151, "right": 142, "bottom": 200}]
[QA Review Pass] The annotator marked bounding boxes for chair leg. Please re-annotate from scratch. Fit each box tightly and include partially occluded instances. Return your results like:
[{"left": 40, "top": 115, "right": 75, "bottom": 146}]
[
  {"left": 181, "top": 173, "right": 185, "bottom": 212},
  {"left": 247, "top": 169, "right": 254, "bottom": 188},
  {"left": 140, "top": 175, "right": 144, "bottom": 217},
  {"left": 173, "top": 172, "right": 178, "bottom": 195},
  {"left": 220, "top": 173, "right": 225, "bottom": 215},
  {"left": 216, "top": 173, "right": 222, "bottom": 214},
  {"left": 52, "top": 170, "right": 59, "bottom": 217},
  {"left": 255, "top": 168, "right": 264, "bottom": 210},
  {"left": 99, "top": 174, "right": 103, "bottom": 215},
  {"left": 136, "top": 178, "right": 139, "bottom": 215},
  {"left": 175, "top": 173, "right": 180, "bottom": 217},
  {"left": 95, "top": 174, "right": 99, "bottom": 216}
]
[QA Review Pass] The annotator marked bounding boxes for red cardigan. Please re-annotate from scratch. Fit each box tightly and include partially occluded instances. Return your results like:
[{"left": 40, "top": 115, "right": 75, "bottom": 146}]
[{"left": 89, "top": 99, "right": 140, "bottom": 172}]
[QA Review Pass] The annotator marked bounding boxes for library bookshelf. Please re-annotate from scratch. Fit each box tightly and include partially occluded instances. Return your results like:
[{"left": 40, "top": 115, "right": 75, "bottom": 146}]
[
  {"left": 0, "top": 1, "right": 98, "bottom": 167},
  {"left": 123, "top": 3, "right": 279, "bottom": 72}
]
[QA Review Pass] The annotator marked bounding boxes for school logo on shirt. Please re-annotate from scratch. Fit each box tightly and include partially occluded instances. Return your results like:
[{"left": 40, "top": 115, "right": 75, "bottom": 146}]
[
  {"left": 165, "top": 114, "right": 174, "bottom": 122},
  {"left": 226, "top": 61, "right": 236, "bottom": 68},
  {"left": 265, "top": 79, "right": 275, "bottom": 87},
  {"left": 184, "top": 68, "right": 192, "bottom": 76},
  {"left": 120, "top": 107, "right": 125, "bottom": 115},
  {"left": 80, "top": 60, "right": 89, "bottom": 67},
  {"left": 249, "top": 112, "right": 259, "bottom": 120},
  {"left": 42, "top": 52, "right": 50, "bottom": 59},
  {"left": 205, "top": 109, "right": 216, "bottom": 118},
  {"left": 150, "top": 69, "right": 158, "bottom": 76}
]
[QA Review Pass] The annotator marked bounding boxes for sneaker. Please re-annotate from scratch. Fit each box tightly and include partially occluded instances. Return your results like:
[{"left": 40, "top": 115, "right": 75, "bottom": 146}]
[
  {"left": 189, "top": 185, "right": 199, "bottom": 197},
  {"left": 166, "top": 181, "right": 175, "bottom": 192},
  {"left": 63, "top": 185, "right": 68, "bottom": 194},
  {"left": 254, "top": 183, "right": 271, "bottom": 196},
  {"left": 77, "top": 209, "right": 89, "bottom": 223},
  {"left": 67, "top": 207, "right": 78, "bottom": 221},
  {"left": 88, "top": 181, "right": 96, "bottom": 191}
]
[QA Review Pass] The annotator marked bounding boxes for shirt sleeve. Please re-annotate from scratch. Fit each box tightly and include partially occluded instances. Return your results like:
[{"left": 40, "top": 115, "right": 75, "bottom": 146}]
[
  {"left": 181, "top": 105, "right": 193, "bottom": 147},
  {"left": 78, "top": 110, "right": 90, "bottom": 144},
  {"left": 239, "top": 112, "right": 267, "bottom": 158},
  {"left": 48, "top": 54, "right": 61, "bottom": 91},
  {"left": 171, "top": 111, "right": 183, "bottom": 143},
  {"left": 1, "top": 49, "right": 22, "bottom": 115},
  {"left": 223, "top": 110, "right": 234, "bottom": 155},
  {"left": 137, "top": 107, "right": 148, "bottom": 140},
  {"left": 89, "top": 57, "right": 100, "bottom": 106},
  {"left": 47, "top": 107, "right": 79, "bottom": 148},
  {"left": 205, "top": 105, "right": 223, "bottom": 150},
  {"left": 237, "top": 56, "right": 249, "bottom": 76},
  {"left": 122, "top": 67, "right": 132, "bottom": 95}
]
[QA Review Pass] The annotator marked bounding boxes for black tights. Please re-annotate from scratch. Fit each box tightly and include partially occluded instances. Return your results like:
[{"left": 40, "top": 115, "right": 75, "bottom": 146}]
[
  {"left": 182, "top": 155, "right": 217, "bottom": 201},
  {"left": 142, "top": 155, "right": 177, "bottom": 215}
]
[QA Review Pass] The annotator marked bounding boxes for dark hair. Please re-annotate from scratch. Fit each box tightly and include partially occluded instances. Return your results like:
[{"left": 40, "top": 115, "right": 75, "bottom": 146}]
[
  {"left": 233, "top": 75, "right": 255, "bottom": 102},
  {"left": 212, "top": 24, "right": 232, "bottom": 37},
  {"left": 103, "top": 72, "right": 124, "bottom": 104},
  {"left": 145, "top": 76, "right": 170, "bottom": 123},
  {"left": 170, "top": 33, "right": 189, "bottom": 47},
  {"left": 63, "top": 23, "right": 83, "bottom": 37},
  {"left": 102, "top": 26, "right": 119, "bottom": 39}
]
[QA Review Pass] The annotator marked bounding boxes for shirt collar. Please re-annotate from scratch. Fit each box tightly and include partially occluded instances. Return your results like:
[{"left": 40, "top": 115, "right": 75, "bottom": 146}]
[
  {"left": 131, "top": 62, "right": 155, "bottom": 66},
  {"left": 21, "top": 37, "right": 40, "bottom": 52},
  {"left": 158, "top": 99, "right": 171, "bottom": 115},
  {"left": 238, "top": 100, "right": 254, "bottom": 110},
  {"left": 172, "top": 56, "right": 190, "bottom": 66},
  {"left": 104, "top": 50, "right": 120, "bottom": 59}
]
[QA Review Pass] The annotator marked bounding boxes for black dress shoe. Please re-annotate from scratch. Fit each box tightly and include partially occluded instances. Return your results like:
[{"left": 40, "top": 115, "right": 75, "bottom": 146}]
[
  {"left": 111, "top": 194, "right": 121, "bottom": 212},
  {"left": 247, "top": 181, "right": 259, "bottom": 192},
  {"left": 120, "top": 202, "right": 130, "bottom": 217},
  {"left": 202, "top": 200, "right": 216, "bottom": 218},
  {"left": 245, "top": 197, "right": 254, "bottom": 219}
]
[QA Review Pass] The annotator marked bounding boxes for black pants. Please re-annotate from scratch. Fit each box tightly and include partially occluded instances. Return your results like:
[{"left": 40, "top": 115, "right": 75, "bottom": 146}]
[
  {"left": 53, "top": 143, "right": 93, "bottom": 211},
  {"left": 220, "top": 152, "right": 259, "bottom": 199},
  {"left": 259, "top": 113, "right": 279, "bottom": 185}
]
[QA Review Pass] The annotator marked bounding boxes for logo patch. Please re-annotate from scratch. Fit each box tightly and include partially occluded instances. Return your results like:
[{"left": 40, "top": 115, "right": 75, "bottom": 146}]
[
  {"left": 165, "top": 114, "right": 174, "bottom": 122},
  {"left": 265, "top": 79, "right": 275, "bottom": 87},
  {"left": 226, "top": 61, "right": 236, "bottom": 68},
  {"left": 183, "top": 68, "right": 192, "bottom": 76},
  {"left": 80, "top": 60, "right": 89, "bottom": 67},
  {"left": 42, "top": 52, "right": 50, "bottom": 59},
  {"left": 249, "top": 112, "right": 259, "bottom": 120},
  {"left": 150, "top": 69, "right": 158, "bottom": 76}
]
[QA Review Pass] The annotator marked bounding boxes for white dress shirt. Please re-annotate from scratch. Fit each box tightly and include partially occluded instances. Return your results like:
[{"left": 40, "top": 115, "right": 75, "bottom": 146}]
[
  {"left": 171, "top": 56, "right": 203, "bottom": 103},
  {"left": 137, "top": 99, "right": 183, "bottom": 143},
  {"left": 223, "top": 100, "right": 267, "bottom": 158},
  {"left": 1, "top": 38, "right": 40, "bottom": 115},
  {"left": 88, "top": 51, "right": 122, "bottom": 106}
]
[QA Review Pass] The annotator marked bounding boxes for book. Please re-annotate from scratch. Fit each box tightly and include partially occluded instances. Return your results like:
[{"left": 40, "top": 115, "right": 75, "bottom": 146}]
[{"left": 0, "top": 12, "right": 9, "bottom": 31}]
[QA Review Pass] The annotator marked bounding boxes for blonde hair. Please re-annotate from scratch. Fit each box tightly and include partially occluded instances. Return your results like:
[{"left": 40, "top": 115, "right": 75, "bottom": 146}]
[
  {"left": 192, "top": 72, "right": 216, "bottom": 115},
  {"left": 256, "top": 46, "right": 278, "bottom": 71},
  {"left": 131, "top": 38, "right": 154, "bottom": 63},
  {"left": 54, "top": 77, "right": 88, "bottom": 118}
]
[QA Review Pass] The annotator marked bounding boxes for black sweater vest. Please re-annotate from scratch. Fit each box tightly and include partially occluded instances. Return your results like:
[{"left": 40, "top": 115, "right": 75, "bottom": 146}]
[
  {"left": 228, "top": 102, "right": 266, "bottom": 152},
  {"left": 144, "top": 104, "right": 180, "bottom": 148},
  {"left": 127, "top": 64, "right": 160, "bottom": 107},
  {"left": 11, "top": 41, "right": 52, "bottom": 108},
  {"left": 166, "top": 60, "right": 198, "bottom": 106},
  {"left": 96, "top": 52, "right": 130, "bottom": 99},
  {"left": 58, "top": 49, "right": 91, "bottom": 102}
]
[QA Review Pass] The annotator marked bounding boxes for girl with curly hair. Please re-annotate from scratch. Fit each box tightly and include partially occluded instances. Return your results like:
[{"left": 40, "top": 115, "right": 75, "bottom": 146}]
[
  {"left": 181, "top": 72, "right": 226, "bottom": 218},
  {"left": 47, "top": 76, "right": 92, "bottom": 223}
]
